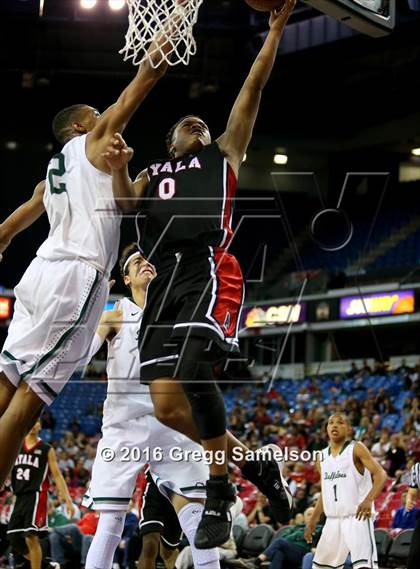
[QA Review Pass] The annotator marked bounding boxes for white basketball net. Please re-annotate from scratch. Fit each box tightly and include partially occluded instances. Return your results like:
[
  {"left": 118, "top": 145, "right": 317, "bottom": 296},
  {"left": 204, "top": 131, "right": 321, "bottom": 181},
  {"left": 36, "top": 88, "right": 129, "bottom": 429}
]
[{"left": 120, "top": 0, "right": 203, "bottom": 68}]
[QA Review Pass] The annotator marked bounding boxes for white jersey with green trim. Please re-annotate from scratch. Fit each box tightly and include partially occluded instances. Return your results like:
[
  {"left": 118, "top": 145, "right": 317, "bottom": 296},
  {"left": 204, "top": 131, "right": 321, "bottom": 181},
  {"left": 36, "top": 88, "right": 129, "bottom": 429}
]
[
  {"left": 320, "top": 440, "right": 373, "bottom": 517},
  {"left": 37, "top": 134, "right": 120, "bottom": 276},
  {"left": 102, "top": 297, "right": 153, "bottom": 428}
]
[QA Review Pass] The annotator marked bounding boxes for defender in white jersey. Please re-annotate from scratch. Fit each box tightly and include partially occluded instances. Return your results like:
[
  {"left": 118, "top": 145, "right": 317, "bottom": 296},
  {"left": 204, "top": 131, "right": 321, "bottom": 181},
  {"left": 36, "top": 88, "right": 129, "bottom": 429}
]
[
  {"left": 82, "top": 244, "right": 221, "bottom": 569},
  {"left": 305, "top": 413, "right": 387, "bottom": 569},
  {"left": 0, "top": 14, "right": 178, "bottom": 487}
]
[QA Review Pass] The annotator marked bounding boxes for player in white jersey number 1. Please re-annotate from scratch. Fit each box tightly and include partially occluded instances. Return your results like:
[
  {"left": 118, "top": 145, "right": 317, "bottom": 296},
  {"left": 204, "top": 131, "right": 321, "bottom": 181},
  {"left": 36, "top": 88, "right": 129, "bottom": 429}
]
[
  {"left": 304, "top": 413, "right": 387, "bottom": 569},
  {"left": 81, "top": 243, "right": 221, "bottom": 569},
  {"left": 0, "top": 9, "right": 182, "bottom": 487}
]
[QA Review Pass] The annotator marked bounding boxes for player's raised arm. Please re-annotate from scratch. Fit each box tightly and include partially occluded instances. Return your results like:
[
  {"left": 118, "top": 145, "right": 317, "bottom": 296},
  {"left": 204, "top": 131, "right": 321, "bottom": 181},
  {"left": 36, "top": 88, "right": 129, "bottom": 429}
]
[
  {"left": 47, "top": 447, "right": 75, "bottom": 519},
  {"left": 0, "top": 180, "right": 45, "bottom": 261},
  {"left": 87, "top": 4, "right": 188, "bottom": 168},
  {"left": 217, "top": 0, "right": 295, "bottom": 175},
  {"left": 353, "top": 442, "right": 387, "bottom": 520}
]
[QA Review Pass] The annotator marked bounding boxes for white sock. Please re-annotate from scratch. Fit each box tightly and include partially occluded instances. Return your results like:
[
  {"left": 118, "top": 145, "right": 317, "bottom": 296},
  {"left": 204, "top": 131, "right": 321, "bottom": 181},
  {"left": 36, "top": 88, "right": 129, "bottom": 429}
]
[
  {"left": 85, "top": 510, "right": 126, "bottom": 569},
  {"left": 177, "top": 502, "right": 220, "bottom": 569}
]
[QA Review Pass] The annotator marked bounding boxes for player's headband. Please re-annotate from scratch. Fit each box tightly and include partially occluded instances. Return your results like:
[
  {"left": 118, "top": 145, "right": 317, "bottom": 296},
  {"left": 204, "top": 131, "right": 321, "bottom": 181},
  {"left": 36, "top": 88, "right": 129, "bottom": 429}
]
[{"left": 123, "top": 251, "right": 144, "bottom": 273}]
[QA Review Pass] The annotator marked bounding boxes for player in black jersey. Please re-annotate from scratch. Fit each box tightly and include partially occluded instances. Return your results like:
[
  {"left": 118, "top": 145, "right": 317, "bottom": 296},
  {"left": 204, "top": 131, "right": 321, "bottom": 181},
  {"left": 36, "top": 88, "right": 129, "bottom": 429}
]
[
  {"left": 104, "top": 0, "right": 296, "bottom": 549},
  {"left": 7, "top": 419, "right": 74, "bottom": 569}
]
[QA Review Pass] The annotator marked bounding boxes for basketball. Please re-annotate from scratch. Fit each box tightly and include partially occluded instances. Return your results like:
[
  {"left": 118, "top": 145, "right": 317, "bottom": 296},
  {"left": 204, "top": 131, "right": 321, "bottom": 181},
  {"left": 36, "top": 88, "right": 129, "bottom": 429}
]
[{"left": 245, "top": 0, "right": 286, "bottom": 12}]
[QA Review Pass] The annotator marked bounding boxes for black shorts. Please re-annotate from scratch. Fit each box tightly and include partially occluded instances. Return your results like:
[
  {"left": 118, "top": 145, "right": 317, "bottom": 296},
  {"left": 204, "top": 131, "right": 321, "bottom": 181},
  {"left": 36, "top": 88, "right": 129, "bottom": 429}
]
[
  {"left": 139, "top": 473, "right": 182, "bottom": 549},
  {"left": 7, "top": 491, "right": 48, "bottom": 535},
  {"left": 139, "top": 246, "right": 244, "bottom": 381}
]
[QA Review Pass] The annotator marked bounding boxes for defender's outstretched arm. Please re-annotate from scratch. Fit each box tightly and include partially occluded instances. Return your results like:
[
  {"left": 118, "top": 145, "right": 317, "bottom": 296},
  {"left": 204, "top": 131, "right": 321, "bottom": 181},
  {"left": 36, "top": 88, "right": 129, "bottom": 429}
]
[{"left": 88, "top": 4, "right": 188, "bottom": 169}]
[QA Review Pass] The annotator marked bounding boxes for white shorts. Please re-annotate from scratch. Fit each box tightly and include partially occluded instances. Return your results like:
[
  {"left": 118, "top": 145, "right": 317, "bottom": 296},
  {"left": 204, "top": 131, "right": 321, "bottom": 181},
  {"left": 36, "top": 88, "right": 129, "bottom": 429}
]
[
  {"left": 0, "top": 257, "right": 108, "bottom": 405},
  {"left": 313, "top": 516, "right": 378, "bottom": 569},
  {"left": 83, "top": 414, "right": 209, "bottom": 511}
]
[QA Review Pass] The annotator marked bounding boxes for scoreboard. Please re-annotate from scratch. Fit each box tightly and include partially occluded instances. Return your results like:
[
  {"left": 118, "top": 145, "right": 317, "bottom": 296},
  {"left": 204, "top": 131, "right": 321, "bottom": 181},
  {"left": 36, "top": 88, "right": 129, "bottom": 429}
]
[{"left": 303, "top": 0, "right": 395, "bottom": 36}]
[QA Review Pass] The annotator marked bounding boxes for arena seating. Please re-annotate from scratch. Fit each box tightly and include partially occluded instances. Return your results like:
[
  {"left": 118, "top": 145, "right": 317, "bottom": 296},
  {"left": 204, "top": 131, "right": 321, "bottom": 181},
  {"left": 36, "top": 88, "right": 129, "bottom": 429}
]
[
  {"left": 45, "top": 371, "right": 413, "bottom": 442},
  {"left": 267, "top": 187, "right": 420, "bottom": 276},
  {"left": 230, "top": 526, "right": 413, "bottom": 565}
]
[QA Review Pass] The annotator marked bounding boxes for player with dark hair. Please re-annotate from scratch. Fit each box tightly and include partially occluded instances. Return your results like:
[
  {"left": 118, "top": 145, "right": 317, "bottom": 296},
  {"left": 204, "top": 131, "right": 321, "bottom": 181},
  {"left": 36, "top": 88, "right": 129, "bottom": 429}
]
[
  {"left": 81, "top": 243, "right": 225, "bottom": 569},
  {"left": 0, "top": 11, "right": 179, "bottom": 488},
  {"left": 304, "top": 412, "right": 387, "bottom": 569},
  {"left": 7, "top": 418, "right": 74, "bottom": 569},
  {"left": 51, "top": 103, "right": 92, "bottom": 145},
  {"left": 102, "top": 0, "right": 296, "bottom": 548}
]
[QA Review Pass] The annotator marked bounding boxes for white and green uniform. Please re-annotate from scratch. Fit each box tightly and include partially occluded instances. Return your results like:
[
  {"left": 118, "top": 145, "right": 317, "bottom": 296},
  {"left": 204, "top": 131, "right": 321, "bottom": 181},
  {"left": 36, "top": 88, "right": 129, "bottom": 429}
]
[
  {"left": 313, "top": 440, "right": 378, "bottom": 569},
  {"left": 83, "top": 297, "right": 208, "bottom": 511},
  {"left": 0, "top": 134, "right": 119, "bottom": 405}
]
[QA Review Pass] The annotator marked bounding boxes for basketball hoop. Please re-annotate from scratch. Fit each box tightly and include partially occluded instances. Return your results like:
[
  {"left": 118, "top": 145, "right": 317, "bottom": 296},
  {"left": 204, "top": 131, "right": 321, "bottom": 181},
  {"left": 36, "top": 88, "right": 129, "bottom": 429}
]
[{"left": 120, "top": 0, "right": 203, "bottom": 68}]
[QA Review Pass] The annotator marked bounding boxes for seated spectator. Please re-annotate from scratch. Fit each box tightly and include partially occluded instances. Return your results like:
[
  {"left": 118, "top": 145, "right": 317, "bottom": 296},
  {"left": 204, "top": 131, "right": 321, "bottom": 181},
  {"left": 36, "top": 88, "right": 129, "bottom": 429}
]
[
  {"left": 41, "top": 409, "right": 56, "bottom": 431},
  {"left": 371, "top": 430, "right": 390, "bottom": 462},
  {"left": 73, "top": 457, "right": 90, "bottom": 487},
  {"left": 296, "top": 386, "right": 310, "bottom": 403},
  {"left": 308, "top": 433, "right": 325, "bottom": 453},
  {"left": 392, "top": 491, "right": 418, "bottom": 529},
  {"left": 75, "top": 432, "right": 88, "bottom": 451},
  {"left": 232, "top": 506, "right": 322, "bottom": 569},
  {"left": 49, "top": 508, "right": 99, "bottom": 568},
  {"left": 69, "top": 417, "right": 80, "bottom": 435},
  {"left": 373, "top": 360, "right": 389, "bottom": 376},
  {"left": 347, "top": 362, "right": 359, "bottom": 378},
  {"left": 57, "top": 450, "right": 75, "bottom": 471},
  {"left": 293, "top": 486, "right": 309, "bottom": 515},
  {"left": 386, "top": 434, "right": 407, "bottom": 477},
  {"left": 306, "top": 483, "right": 321, "bottom": 507},
  {"left": 359, "top": 359, "right": 372, "bottom": 376},
  {"left": 48, "top": 501, "right": 71, "bottom": 529},
  {"left": 83, "top": 445, "right": 97, "bottom": 473},
  {"left": 247, "top": 493, "right": 278, "bottom": 528},
  {"left": 396, "top": 359, "right": 410, "bottom": 375},
  {"left": 354, "top": 417, "right": 369, "bottom": 440}
]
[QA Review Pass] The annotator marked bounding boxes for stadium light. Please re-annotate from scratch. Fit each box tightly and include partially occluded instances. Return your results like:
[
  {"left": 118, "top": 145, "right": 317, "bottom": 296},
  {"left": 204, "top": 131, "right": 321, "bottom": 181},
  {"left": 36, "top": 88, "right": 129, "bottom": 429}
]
[
  {"left": 109, "top": 0, "right": 125, "bottom": 9},
  {"left": 80, "top": 0, "right": 97, "bottom": 9},
  {"left": 411, "top": 147, "right": 420, "bottom": 157},
  {"left": 273, "top": 153, "right": 288, "bottom": 165}
]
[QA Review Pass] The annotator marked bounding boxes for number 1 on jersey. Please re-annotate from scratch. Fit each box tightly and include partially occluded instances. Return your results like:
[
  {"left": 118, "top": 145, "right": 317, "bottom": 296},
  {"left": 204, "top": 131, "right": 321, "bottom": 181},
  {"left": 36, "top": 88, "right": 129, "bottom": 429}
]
[{"left": 333, "top": 484, "right": 338, "bottom": 502}]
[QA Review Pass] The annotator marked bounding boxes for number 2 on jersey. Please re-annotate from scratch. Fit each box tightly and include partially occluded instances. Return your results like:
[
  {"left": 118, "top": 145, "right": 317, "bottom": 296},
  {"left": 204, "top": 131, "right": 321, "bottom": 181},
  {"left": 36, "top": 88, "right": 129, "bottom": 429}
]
[
  {"left": 48, "top": 152, "right": 67, "bottom": 194},
  {"left": 333, "top": 484, "right": 338, "bottom": 502}
]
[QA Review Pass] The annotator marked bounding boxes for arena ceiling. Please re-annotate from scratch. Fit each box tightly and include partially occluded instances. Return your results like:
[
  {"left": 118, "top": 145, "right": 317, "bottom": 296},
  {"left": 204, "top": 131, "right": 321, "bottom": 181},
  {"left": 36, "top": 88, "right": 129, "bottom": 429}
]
[{"left": 1, "top": 0, "right": 420, "bottom": 144}]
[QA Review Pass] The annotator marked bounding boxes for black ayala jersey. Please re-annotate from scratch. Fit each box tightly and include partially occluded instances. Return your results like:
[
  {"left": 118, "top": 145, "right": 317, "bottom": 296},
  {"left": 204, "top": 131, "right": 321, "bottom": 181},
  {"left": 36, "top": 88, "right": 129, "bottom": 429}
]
[
  {"left": 11, "top": 440, "right": 51, "bottom": 495},
  {"left": 141, "top": 142, "right": 237, "bottom": 261}
]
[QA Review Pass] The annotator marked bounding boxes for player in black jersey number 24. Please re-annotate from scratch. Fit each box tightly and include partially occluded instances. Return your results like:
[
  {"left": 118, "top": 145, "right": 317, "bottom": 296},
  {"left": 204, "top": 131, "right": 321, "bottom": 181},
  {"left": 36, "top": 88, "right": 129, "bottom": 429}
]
[
  {"left": 7, "top": 419, "right": 74, "bottom": 569},
  {"left": 103, "top": 1, "right": 296, "bottom": 550}
]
